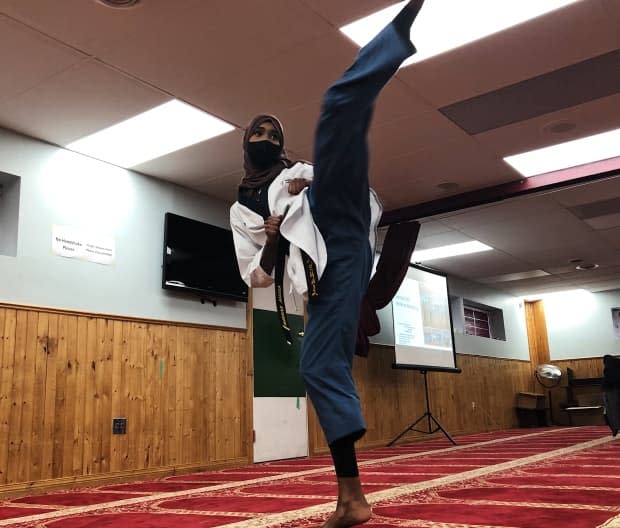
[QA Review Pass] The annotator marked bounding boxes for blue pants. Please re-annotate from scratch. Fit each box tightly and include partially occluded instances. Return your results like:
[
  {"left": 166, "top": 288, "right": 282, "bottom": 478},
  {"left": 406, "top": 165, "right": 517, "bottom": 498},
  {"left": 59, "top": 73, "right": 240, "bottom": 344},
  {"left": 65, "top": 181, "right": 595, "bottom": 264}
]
[{"left": 301, "top": 20, "right": 416, "bottom": 444}]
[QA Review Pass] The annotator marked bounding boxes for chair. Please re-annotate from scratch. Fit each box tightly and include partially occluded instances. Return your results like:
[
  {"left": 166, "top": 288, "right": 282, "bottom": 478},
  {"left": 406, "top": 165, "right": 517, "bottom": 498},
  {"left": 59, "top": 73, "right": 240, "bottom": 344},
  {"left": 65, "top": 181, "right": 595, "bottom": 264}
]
[
  {"left": 515, "top": 392, "right": 547, "bottom": 427},
  {"left": 562, "top": 367, "right": 605, "bottom": 426}
]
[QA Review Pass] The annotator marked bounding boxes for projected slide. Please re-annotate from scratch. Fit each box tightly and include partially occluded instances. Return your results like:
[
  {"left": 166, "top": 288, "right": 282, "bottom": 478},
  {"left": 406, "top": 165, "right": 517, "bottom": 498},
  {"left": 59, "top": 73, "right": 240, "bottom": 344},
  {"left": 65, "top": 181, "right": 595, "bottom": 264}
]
[
  {"left": 392, "top": 279, "right": 425, "bottom": 347},
  {"left": 393, "top": 266, "right": 456, "bottom": 369}
]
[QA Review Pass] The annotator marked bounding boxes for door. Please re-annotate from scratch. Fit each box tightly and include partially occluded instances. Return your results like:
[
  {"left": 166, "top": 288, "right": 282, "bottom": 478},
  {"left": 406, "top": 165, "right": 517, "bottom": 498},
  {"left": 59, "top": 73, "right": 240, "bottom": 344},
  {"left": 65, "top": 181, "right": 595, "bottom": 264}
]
[{"left": 252, "top": 283, "right": 308, "bottom": 462}]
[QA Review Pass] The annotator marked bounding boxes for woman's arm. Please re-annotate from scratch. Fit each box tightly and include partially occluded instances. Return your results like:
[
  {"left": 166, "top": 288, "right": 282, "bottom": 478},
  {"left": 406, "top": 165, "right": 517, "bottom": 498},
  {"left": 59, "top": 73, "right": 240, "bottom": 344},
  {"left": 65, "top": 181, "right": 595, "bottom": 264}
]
[
  {"left": 259, "top": 214, "right": 283, "bottom": 275},
  {"left": 230, "top": 204, "right": 277, "bottom": 288}
]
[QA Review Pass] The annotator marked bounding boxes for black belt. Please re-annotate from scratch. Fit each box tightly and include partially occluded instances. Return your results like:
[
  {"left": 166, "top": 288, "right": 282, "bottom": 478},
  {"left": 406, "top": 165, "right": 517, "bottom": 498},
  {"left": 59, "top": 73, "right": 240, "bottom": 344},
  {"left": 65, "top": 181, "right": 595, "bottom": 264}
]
[{"left": 274, "top": 236, "right": 319, "bottom": 345}]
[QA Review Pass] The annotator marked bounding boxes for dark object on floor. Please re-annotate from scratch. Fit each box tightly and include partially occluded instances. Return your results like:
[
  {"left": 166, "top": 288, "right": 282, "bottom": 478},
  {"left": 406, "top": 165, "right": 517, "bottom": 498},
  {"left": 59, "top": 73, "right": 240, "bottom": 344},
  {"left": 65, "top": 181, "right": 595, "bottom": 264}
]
[
  {"left": 561, "top": 367, "right": 605, "bottom": 426},
  {"left": 603, "top": 355, "right": 620, "bottom": 436}
]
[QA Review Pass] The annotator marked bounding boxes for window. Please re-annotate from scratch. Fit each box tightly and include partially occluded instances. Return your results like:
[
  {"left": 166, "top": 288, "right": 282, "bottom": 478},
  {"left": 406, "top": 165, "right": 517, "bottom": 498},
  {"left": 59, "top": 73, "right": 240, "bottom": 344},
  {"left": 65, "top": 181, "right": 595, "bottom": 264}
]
[
  {"left": 461, "top": 299, "right": 506, "bottom": 341},
  {"left": 464, "top": 306, "right": 492, "bottom": 338}
]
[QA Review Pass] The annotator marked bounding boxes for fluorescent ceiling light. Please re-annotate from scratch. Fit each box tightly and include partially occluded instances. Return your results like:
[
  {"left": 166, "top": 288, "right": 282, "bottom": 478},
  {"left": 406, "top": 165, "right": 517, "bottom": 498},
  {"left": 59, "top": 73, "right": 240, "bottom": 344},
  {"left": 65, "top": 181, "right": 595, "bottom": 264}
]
[
  {"left": 478, "top": 269, "right": 550, "bottom": 283},
  {"left": 340, "top": 0, "right": 581, "bottom": 66},
  {"left": 66, "top": 99, "right": 234, "bottom": 168},
  {"left": 523, "top": 288, "right": 588, "bottom": 301},
  {"left": 411, "top": 240, "right": 493, "bottom": 262},
  {"left": 504, "top": 127, "right": 620, "bottom": 177}
]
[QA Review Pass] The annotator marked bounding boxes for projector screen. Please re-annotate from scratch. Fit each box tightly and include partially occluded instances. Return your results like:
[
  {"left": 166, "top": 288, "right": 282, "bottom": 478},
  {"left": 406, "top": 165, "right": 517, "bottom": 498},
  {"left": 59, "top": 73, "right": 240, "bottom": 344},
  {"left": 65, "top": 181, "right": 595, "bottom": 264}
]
[{"left": 386, "top": 265, "right": 458, "bottom": 371}]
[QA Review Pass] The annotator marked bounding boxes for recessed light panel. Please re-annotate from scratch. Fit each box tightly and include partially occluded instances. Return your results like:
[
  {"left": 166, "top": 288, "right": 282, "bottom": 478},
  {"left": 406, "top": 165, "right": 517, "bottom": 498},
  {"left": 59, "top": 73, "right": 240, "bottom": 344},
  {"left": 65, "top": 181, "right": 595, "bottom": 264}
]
[
  {"left": 477, "top": 269, "right": 551, "bottom": 283},
  {"left": 66, "top": 100, "right": 235, "bottom": 168},
  {"left": 411, "top": 240, "right": 493, "bottom": 262},
  {"left": 340, "top": 0, "right": 580, "bottom": 66},
  {"left": 504, "top": 127, "right": 620, "bottom": 177}
]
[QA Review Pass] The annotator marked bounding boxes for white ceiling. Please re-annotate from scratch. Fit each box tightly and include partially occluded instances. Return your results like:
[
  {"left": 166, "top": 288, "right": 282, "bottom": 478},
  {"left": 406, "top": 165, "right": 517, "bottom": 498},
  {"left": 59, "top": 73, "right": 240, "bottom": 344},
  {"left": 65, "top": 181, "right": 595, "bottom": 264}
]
[{"left": 0, "top": 0, "right": 619, "bottom": 296}]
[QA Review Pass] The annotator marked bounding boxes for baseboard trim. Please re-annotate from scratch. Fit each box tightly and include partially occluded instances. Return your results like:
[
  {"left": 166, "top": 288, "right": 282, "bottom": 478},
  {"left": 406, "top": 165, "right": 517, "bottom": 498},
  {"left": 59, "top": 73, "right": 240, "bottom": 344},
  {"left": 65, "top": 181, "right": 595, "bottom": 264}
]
[{"left": 0, "top": 457, "right": 250, "bottom": 499}]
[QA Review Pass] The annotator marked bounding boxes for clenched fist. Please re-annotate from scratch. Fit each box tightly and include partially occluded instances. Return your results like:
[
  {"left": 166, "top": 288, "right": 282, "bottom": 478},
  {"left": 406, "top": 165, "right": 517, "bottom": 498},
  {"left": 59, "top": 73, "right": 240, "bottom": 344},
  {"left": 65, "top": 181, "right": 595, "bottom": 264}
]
[
  {"left": 264, "top": 215, "right": 283, "bottom": 244},
  {"left": 287, "top": 178, "right": 310, "bottom": 195}
]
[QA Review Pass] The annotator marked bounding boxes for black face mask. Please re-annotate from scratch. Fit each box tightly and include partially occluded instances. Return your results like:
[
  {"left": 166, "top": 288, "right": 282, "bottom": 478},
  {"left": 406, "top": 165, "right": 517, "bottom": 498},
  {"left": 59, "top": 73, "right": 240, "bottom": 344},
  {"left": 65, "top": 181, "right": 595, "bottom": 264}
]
[{"left": 247, "top": 140, "right": 281, "bottom": 169}]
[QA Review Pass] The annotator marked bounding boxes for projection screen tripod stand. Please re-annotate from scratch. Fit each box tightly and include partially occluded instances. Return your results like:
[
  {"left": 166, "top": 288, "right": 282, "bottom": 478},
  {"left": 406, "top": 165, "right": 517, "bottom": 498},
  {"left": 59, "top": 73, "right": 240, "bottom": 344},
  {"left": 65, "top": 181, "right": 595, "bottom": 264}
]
[{"left": 388, "top": 368, "right": 457, "bottom": 446}]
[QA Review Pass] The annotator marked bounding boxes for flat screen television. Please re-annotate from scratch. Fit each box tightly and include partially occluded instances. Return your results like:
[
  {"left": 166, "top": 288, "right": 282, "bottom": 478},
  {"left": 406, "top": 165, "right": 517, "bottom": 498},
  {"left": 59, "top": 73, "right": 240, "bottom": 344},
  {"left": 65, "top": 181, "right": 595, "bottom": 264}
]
[{"left": 162, "top": 212, "right": 248, "bottom": 302}]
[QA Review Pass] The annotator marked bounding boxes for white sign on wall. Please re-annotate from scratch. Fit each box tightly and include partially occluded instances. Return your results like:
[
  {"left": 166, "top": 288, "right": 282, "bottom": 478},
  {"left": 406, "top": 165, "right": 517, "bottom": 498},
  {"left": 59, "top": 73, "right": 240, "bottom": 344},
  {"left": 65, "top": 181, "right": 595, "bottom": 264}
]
[{"left": 52, "top": 225, "right": 115, "bottom": 265}]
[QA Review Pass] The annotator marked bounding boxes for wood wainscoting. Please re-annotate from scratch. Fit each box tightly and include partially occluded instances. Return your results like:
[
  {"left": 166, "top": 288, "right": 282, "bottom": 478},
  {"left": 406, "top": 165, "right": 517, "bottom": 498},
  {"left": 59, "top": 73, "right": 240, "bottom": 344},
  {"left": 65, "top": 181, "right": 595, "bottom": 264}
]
[
  {"left": 0, "top": 303, "right": 251, "bottom": 496},
  {"left": 308, "top": 346, "right": 535, "bottom": 454},
  {"left": 1, "top": 302, "right": 607, "bottom": 494}
]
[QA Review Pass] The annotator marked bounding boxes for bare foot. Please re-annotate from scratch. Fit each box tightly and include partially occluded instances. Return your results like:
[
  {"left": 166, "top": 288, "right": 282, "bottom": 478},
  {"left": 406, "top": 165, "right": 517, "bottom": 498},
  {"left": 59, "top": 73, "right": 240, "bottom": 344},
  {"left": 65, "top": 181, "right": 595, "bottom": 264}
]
[{"left": 321, "top": 498, "right": 372, "bottom": 528}]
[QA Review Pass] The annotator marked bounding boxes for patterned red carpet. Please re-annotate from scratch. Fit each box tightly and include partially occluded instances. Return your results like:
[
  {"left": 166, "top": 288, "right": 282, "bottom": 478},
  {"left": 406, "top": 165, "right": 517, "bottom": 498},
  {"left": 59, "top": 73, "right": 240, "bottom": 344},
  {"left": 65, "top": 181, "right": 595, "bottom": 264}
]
[{"left": 1, "top": 426, "right": 619, "bottom": 527}]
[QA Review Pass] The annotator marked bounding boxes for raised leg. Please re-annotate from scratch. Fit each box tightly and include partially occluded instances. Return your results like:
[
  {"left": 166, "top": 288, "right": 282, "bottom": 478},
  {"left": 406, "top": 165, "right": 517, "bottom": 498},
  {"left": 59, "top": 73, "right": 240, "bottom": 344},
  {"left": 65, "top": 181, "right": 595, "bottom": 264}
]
[{"left": 302, "top": 2, "right": 426, "bottom": 527}]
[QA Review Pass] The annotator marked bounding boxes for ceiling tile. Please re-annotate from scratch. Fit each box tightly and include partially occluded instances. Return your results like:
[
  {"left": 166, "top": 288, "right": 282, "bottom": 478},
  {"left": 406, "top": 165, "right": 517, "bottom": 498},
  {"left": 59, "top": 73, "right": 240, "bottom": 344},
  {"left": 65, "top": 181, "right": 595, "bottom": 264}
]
[
  {"left": 440, "top": 49, "right": 620, "bottom": 134},
  {"left": 583, "top": 213, "right": 620, "bottom": 230},
  {"left": 300, "top": 0, "right": 396, "bottom": 27},
  {"left": 474, "top": 94, "right": 620, "bottom": 158},
  {"left": 414, "top": 230, "right": 474, "bottom": 250},
  {"left": 369, "top": 110, "right": 466, "bottom": 164},
  {"left": 372, "top": 78, "right": 433, "bottom": 127},
  {"left": 437, "top": 195, "right": 559, "bottom": 230},
  {"left": 133, "top": 130, "right": 243, "bottom": 185},
  {"left": 516, "top": 240, "right": 618, "bottom": 268},
  {"left": 0, "top": 59, "right": 167, "bottom": 145},
  {"left": 600, "top": 0, "right": 620, "bottom": 31},
  {"left": 417, "top": 219, "right": 456, "bottom": 237},
  {"left": 192, "top": 169, "right": 243, "bottom": 204},
  {"left": 275, "top": 100, "right": 324, "bottom": 154},
  {"left": 0, "top": 15, "right": 85, "bottom": 104},
  {"left": 586, "top": 282, "right": 620, "bottom": 292},
  {"left": 599, "top": 226, "right": 620, "bottom": 249},
  {"left": 425, "top": 250, "right": 536, "bottom": 281},
  {"left": 398, "top": 0, "right": 618, "bottom": 106},
  {"left": 187, "top": 30, "right": 357, "bottom": 128},
  {"left": 2, "top": 1, "right": 336, "bottom": 102},
  {"left": 501, "top": 277, "right": 573, "bottom": 297},
  {"left": 274, "top": 78, "right": 434, "bottom": 155},
  {"left": 556, "top": 264, "right": 620, "bottom": 281},
  {"left": 460, "top": 213, "right": 597, "bottom": 255},
  {"left": 548, "top": 173, "right": 620, "bottom": 207},
  {"left": 103, "top": 0, "right": 335, "bottom": 103},
  {"left": 0, "top": 0, "right": 203, "bottom": 55},
  {"left": 372, "top": 137, "right": 517, "bottom": 209}
]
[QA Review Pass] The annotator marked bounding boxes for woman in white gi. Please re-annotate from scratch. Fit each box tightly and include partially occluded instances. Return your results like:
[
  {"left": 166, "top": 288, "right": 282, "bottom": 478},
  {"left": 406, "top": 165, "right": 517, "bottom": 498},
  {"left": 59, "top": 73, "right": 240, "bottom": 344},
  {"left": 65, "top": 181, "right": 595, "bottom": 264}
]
[{"left": 231, "top": 2, "right": 425, "bottom": 525}]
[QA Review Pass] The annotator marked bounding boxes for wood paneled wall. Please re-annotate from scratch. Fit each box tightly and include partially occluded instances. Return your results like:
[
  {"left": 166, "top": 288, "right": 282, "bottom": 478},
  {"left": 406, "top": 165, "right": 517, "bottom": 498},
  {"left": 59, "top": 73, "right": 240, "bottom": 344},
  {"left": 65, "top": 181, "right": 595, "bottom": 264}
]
[
  {"left": 0, "top": 304, "right": 250, "bottom": 494},
  {"left": 308, "top": 347, "right": 536, "bottom": 454},
  {"left": 553, "top": 358, "right": 604, "bottom": 379},
  {"left": 0, "top": 301, "right": 608, "bottom": 493}
]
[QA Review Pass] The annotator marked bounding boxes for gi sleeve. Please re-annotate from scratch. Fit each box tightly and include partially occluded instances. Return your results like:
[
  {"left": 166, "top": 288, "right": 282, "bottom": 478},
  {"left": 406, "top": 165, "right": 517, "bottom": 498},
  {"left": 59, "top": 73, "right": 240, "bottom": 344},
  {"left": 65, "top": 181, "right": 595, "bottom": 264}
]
[{"left": 230, "top": 203, "right": 275, "bottom": 289}]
